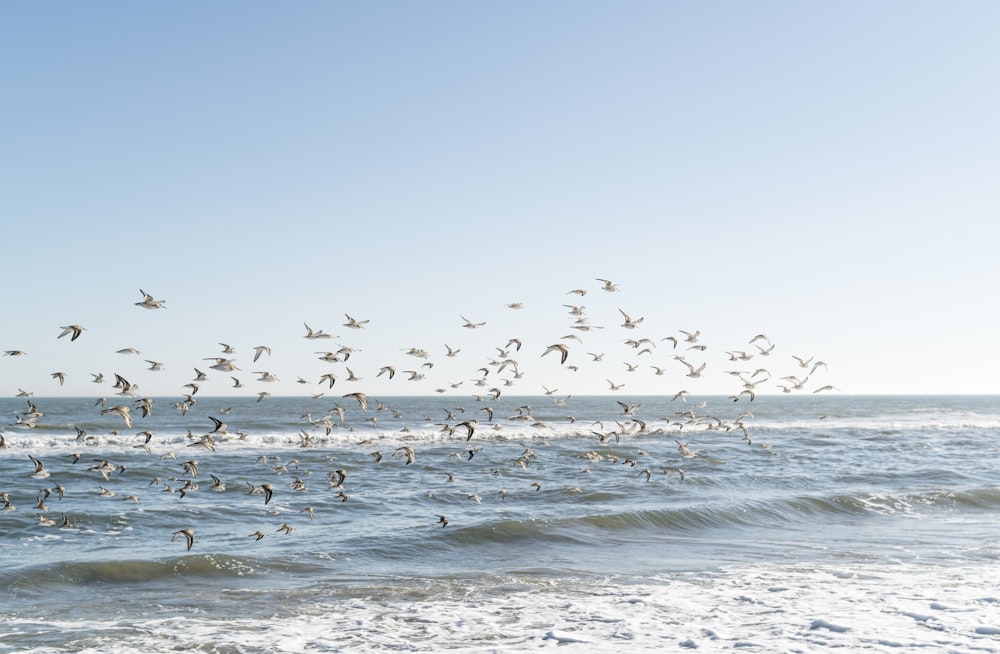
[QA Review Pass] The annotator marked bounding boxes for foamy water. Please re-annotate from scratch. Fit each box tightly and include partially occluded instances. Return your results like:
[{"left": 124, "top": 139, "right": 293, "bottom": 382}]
[{"left": 2, "top": 394, "right": 1000, "bottom": 652}]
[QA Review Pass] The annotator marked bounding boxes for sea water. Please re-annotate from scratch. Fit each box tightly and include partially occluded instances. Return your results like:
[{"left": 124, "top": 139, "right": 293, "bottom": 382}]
[{"left": 1, "top": 394, "right": 999, "bottom": 652}]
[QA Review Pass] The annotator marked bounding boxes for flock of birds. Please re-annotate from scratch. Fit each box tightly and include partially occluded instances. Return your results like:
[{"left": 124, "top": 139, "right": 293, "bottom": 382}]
[{"left": 1, "top": 280, "right": 838, "bottom": 552}]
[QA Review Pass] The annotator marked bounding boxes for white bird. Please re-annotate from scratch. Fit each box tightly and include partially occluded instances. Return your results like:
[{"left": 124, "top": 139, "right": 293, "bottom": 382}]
[
  {"left": 542, "top": 343, "right": 570, "bottom": 364},
  {"left": 253, "top": 345, "right": 272, "bottom": 362},
  {"left": 343, "top": 314, "right": 370, "bottom": 329},
  {"left": 619, "top": 309, "right": 644, "bottom": 329},
  {"left": 135, "top": 289, "right": 166, "bottom": 309},
  {"left": 57, "top": 325, "right": 86, "bottom": 341},
  {"left": 460, "top": 315, "right": 486, "bottom": 329},
  {"left": 101, "top": 405, "right": 133, "bottom": 429},
  {"left": 596, "top": 278, "right": 619, "bottom": 292},
  {"left": 303, "top": 323, "right": 334, "bottom": 339}
]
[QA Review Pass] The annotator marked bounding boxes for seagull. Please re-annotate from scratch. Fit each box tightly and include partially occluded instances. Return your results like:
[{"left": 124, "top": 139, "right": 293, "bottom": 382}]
[
  {"left": 678, "top": 359, "right": 707, "bottom": 378},
  {"left": 680, "top": 330, "right": 701, "bottom": 343},
  {"left": 343, "top": 314, "right": 370, "bottom": 329},
  {"left": 542, "top": 343, "right": 569, "bottom": 365},
  {"left": 619, "top": 309, "right": 644, "bottom": 329},
  {"left": 445, "top": 344, "right": 461, "bottom": 357},
  {"left": 596, "top": 278, "right": 619, "bottom": 292},
  {"left": 101, "top": 405, "right": 133, "bottom": 429},
  {"left": 252, "top": 345, "right": 271, "bottom": 362},
  {"left": 460, "top": 315, "right": 486, "bottom": 329},
  {"left": 135, "top": 289, "right": 166, "bottom": 309},
  {"left": 343, "top": 392, "right": 368, "bottom": 412},
  {"left": 51, "top": 372, "right": 66, "bottom": 386},
  {"left": 57, "top": 325, "right": 86, "bottom": 341},
  {"left": 28, "top": 455, "right": 50, "bottom": 479},
  {"left": 394, "top": 446, "right": 415, "bottom": 464},
  {"left": 172, "top": 529, "right": 195, "bottom": 551},
  {"left": 303, "top": 323, "right": 334, "bottom": 339}
]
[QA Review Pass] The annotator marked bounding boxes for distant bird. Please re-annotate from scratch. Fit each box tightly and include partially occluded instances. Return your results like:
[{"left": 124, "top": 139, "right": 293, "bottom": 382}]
[
  {"left": 117, "top": 347, "right": 140, "bottom": 355},
  {"left": 51, "top": 372, "right": 66, "bottom": 386},
  {"left": 596, "top": 278, "right": 619, "bottom": 292},
  {"left": 172, "top": 529, "right": 195, "bottom": 551},
  {"left": 4, "top": 350, "right": 27, "bottom": 356},
  {"left": 28, "top": 455, "right": 50, "bottom": 479},
  {"left": 437, "top": 515, "right": 449, "bottom": 527},
  {"left": 303, "top": 323, "right": 334, "bottom": 339},
  {"left": 343, "top": 392, "right": 368, "bottom": 412},
  {"left": 135, "top": 289, "right": 166, "bottom": 310},
  {"left": 460, "top": 315, "right": 486, "bottom": 329},
  {"left": 91, "top": 373, "right": 104, "bottom": 383},
  {"left": 57, "top": 325, "right": 85, "bottom": 341},
  {"left": 542, "top": 343, "right": 570, "bottom": 365},
  {"left": 394, "top": 446, "right": 415, "bottom": 465},
  {"left": 252, "top": 345, "right": 271, "bottom": 362},
  {"left": 619, "top": 309, "right": 644, "bottom": 329},
  {"left": 445, "top": 344, "right": 461, "bottom": 357},
  {"left": 101, "top": 405, "right": 133, "bottom": 429},
  {"left": 343, "top": 314, "right": 370, "bottom": 329}
]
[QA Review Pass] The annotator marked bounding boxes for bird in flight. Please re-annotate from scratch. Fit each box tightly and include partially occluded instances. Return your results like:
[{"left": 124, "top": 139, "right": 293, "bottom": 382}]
[
  {"left": 57, "top": 325, "right": 86, "bottom": 341},
  {"left": 135, "top": 289, "right": 166, "bottom": 309}
]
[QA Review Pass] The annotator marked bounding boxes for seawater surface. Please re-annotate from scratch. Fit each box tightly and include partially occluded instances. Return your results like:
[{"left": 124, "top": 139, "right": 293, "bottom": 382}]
[{"left": 2, "top": 394, "right": 1000, "bottom": 652}]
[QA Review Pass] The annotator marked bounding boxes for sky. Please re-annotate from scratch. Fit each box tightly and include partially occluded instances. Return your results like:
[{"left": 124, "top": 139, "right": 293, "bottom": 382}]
[{"left": 1, "top": 1, "right": 998, "bottom": 399}]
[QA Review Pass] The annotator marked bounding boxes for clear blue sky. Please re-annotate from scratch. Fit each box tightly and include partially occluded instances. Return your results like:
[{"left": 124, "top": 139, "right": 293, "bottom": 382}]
[{"left": 2, "top": 1, "right": 998, "bottom": 398}]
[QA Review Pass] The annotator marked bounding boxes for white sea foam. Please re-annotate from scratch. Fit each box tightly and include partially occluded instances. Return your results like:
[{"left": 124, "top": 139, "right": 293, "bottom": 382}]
[{"left": 7, "top": 562, "right": 1000, "bottom": 653}]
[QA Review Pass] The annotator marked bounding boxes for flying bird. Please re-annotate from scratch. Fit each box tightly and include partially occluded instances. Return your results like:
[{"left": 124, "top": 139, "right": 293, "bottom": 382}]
[
  {"left": 172, "top": 529, "right": 195, "bottom": 551},
  {"left": 57, "top": 325, "right": 86, "bottom": 341},
  {"left": 135, "top": 289, "right": 166, "bottom": 309},
  {"left": 542, "top": 343, "right": 570, "bottom": 365}
]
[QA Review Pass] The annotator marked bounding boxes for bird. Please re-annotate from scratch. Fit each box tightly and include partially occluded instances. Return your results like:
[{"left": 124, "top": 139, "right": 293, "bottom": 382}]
[
  {"left": 51, "top": 372, "right": 66, "bottom": 386},
  {"left": 303, "top": 323, "right": 334, "bottom": 339},
  {"left": 394, "top": 446, "right": 415, "bottom": 465},
  {"left": 172, "top": 529, "right": 195, "bottom": 550},
  {"left": 460, "top": 315, "right": 486, "bottom": 329},
  {"left": 28, "top": 455, "right": 50, "bottom": 479},
  {"left": 437, "top": 515, "right": 449, "bottom": 527},
  {"left": 135, "top": 289, "right": 166, "bottom": 309},
  {"left": 253, "top": 345, "right": 272, "bottom": 362},
  {"left": 101, "top": 405, "right": 133, "bottom": 429},
  {"left": 619, "top": 309, "right": 644, "bottom": 329},
  {"left": 596, "top": 278, "right": 619, "bottom": 292},
  {"left": 343, "top": 392, "right": 368, "bottom": 412},
  {"left": 343, "top": 314, "right": 370, "bottom": 329},
  {"left": 542, "top": 343, "right": 570, "bottom": 365},
  {"left": 57, "top": 325, "right": 86, "bottom": 341}
]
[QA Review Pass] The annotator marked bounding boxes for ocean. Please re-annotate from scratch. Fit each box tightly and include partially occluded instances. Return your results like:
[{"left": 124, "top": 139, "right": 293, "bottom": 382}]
[{"left": 2, "top": 393, "right": 999, "bottom": 652}]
